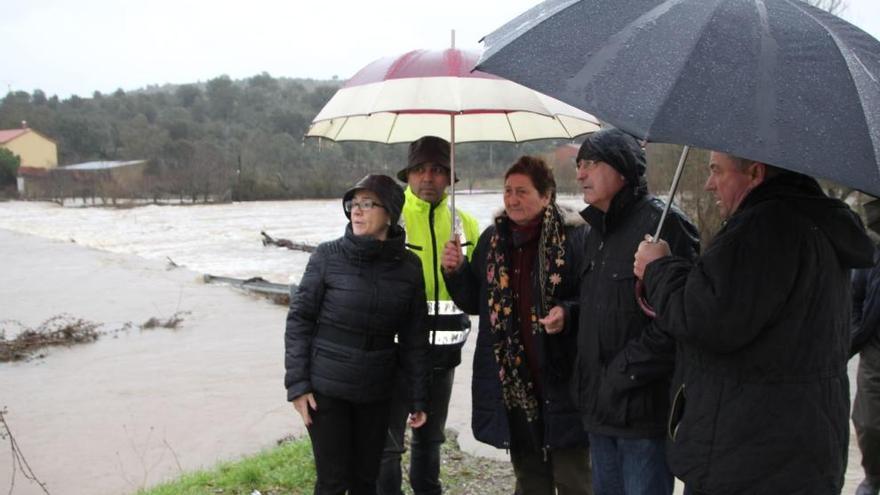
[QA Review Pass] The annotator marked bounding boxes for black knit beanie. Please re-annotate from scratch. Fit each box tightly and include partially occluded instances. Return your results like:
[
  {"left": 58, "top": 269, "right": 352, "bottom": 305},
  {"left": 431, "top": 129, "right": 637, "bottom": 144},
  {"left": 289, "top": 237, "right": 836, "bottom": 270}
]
[{"left": 576, "top": 128, "right": 647, "bottom": 189}]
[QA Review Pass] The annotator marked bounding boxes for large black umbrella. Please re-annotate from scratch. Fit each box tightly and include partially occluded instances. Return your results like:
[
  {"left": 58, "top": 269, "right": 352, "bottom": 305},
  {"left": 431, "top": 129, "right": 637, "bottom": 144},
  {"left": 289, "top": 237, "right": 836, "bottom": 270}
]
[{"left": 477, "top": 0, "right": 880, "bottom": 197}]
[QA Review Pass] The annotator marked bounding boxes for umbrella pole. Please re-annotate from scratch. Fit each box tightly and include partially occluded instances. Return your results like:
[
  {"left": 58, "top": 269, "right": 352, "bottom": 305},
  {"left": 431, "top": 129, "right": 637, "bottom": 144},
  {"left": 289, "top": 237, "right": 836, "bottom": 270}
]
[
  {"left": 636, "top": 145, "right": 690, "bottom": 318},
  {"left": 652, "top": 145, "right": 690, "bottom": 241},
  {"left": 450, "top": 115, "right": 458, "bottom": 238}
]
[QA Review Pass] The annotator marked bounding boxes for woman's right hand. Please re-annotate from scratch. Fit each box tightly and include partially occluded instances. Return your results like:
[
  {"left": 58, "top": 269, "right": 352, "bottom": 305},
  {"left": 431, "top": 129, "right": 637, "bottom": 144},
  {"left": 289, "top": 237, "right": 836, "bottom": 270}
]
[
  {"left": 292, "top": 393, "right": 317, "bottom": 427},
  {"left": 441, "top": 236, "right": 464, "bottom": 273}
]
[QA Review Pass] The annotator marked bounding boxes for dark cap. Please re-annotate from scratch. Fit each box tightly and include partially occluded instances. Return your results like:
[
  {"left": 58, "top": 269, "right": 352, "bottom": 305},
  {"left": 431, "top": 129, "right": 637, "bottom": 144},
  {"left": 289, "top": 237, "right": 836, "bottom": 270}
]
[
  {"left": 342, "top": 174, "right": 405, "bottom": 226},
  {"left": 577, "top": 128, "right": 647, "bottom": 189},
  {"left": 397, "top": 136, "right": 455, "bottom": 183}
]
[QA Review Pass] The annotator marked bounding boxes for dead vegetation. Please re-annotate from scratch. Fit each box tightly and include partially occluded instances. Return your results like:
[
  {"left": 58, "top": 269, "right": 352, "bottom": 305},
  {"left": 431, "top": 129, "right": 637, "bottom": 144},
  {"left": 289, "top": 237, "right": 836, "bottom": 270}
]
[
  {"left": 0, "top": 315, "right": 100, "bottom": 362},
  {"left": 141, "top": 311, "right": 190, "bottom": 330},
  {"left": 0, "top": 311, "right": 190, "bottom": 362}
]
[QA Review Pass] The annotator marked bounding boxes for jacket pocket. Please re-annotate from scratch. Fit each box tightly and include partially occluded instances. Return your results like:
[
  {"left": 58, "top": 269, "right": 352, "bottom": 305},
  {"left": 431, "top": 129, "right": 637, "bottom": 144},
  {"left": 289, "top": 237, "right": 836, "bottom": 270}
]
[
  {"left": 311, "top": 339, "right": 397, "bottom": 400},
  {"left": 594, "top": 366, "right": 629, "bottom": 427}
]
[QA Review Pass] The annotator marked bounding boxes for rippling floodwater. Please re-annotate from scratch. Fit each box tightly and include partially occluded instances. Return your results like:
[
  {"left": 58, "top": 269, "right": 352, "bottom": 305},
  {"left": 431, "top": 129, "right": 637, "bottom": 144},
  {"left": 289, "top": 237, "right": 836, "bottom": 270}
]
[{"left": 0, "top": 194, "right": 584, "bottom": 285}]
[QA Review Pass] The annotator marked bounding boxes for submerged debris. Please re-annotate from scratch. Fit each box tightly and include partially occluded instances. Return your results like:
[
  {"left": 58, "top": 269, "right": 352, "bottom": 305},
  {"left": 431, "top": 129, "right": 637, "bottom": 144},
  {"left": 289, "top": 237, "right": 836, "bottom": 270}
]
[
  {"left": 0, "top": 315, "right": 101, "bottom": 362},
  {"left": 141, "top": 311, "right": 190, "bottom": 330},
  {"left": 260, "top": 231, "right": 316, "bottom": 253}
]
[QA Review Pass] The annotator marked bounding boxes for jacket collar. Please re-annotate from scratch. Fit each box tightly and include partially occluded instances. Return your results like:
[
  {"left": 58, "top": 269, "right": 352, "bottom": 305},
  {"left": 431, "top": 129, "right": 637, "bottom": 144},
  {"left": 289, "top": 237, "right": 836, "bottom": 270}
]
[
  {"left": 342, "top": 223, "right": 407, "bottom": 261},
  {"left": 580, "top": 185, "right": 646, "bottom": 235},
  {"left": 404, "top": 185, "right": 447, "bottom": 213}
]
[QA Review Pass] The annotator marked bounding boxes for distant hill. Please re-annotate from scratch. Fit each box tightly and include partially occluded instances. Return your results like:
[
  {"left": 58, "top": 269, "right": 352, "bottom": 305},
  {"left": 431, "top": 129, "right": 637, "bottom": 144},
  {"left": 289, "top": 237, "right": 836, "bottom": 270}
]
[{"left": 0, "top": 73, "right": 570, "bottom": 200}]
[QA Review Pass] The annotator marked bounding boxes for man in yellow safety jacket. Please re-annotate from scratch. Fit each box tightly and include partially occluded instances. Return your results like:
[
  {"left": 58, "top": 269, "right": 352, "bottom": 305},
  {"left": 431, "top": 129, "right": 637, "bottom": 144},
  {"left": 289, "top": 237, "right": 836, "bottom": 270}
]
[{"left": 378, "top": 136, "right": 480, "bottom": 495}]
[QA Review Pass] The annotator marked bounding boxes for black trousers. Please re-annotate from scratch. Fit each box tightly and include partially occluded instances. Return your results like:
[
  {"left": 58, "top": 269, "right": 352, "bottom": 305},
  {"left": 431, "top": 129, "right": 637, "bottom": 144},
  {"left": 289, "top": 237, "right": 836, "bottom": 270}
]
[
  {"left": 378, "top": 367, "right": 455, "bottom": 495},
  {"left": 510, "top": 445, "right": 593, "bottom": 495},
  {"left": 855, "top": 339, "right": 880, "bottom": 481},
  {"left": 307, "top": 391, "right": 393, "bottom": 495}
]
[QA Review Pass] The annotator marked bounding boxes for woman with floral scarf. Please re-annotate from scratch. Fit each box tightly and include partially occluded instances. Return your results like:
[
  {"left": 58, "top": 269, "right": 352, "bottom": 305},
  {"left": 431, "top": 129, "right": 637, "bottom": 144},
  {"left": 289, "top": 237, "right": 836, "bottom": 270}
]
[{"left": 442, "top": 156, "right": 592, "bottom": 494}]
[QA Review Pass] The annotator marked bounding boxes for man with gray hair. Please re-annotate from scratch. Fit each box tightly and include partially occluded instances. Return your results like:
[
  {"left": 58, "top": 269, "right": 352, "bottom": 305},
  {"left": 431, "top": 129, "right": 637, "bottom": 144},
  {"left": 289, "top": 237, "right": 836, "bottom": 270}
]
[
  {"left": 634, "top": 151, "right": 875, "bottom": 494},
  {"left": 571, "top": 128, "right": 699, "bottom": 495}
]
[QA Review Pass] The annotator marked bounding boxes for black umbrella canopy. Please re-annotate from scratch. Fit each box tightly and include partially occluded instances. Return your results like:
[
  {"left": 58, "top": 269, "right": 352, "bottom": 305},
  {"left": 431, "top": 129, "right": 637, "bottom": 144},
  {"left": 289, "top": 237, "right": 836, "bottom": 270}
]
[{"left": 477, "top": 0, "right": 880, "bottom": 196}]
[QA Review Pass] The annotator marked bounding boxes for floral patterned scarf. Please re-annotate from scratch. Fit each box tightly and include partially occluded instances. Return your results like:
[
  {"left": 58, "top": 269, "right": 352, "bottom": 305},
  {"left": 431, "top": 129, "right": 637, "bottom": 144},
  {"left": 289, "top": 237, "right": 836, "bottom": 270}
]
[{"left": 486, "top": 204, "right": 567, "bottom": 422}]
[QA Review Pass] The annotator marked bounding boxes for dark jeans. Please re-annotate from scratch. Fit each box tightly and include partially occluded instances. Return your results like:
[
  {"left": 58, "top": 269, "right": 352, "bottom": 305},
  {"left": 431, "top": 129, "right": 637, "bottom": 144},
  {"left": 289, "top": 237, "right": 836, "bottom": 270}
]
[
  {"left": 510, "top": 445, "right": 593, "bottom": 495},
  {"left": 307, "top": 391, "right": 392, "bottom": 495},
  {"left": 378, "top": 367, "right": 455, "bottom": 495},
  {"left": 588, "top": 433, "right": 673, "bottom": 495}
]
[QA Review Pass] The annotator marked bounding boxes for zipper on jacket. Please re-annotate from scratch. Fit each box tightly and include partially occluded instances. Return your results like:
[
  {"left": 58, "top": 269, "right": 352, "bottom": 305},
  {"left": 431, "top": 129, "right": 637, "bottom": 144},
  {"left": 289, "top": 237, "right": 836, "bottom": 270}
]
[
  {"left": 428, "top": 204, "right": 440, "bottom": 347},
  {"left": 668, "top": 383, "right": 686, "bottom": 442}
]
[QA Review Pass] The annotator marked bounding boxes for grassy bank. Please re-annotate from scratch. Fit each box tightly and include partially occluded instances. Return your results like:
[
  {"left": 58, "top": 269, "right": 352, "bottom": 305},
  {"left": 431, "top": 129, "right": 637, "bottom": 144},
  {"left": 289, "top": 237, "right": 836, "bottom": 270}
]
[{"left": 138, "top": 430, "right": 514, "bottom": 495}]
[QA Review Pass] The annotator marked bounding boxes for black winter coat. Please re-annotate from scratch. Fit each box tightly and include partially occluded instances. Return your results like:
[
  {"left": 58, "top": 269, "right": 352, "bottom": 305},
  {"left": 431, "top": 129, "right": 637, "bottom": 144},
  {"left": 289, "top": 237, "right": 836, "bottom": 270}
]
[
  {"left": 284, "top": 224, "right": 429, "bottom": 411},
  {"left": 573, "top": 190, "right": 700, "bottom": 438},
  {"left": 444, "top": 207, "right": 589, "bottom": 451},
  {"left": 645, "top": 173, "right": 875, "bottom": 494}
]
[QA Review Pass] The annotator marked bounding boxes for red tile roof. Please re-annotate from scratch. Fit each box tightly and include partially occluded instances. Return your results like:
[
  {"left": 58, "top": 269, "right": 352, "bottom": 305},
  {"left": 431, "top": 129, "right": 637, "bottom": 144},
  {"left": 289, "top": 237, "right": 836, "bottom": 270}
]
[
  {"left": 17, "top": 166, "right": 50, "bottom": 177},
  {"left": 0, "top": 128, "right": 28, "bottom": 144}
]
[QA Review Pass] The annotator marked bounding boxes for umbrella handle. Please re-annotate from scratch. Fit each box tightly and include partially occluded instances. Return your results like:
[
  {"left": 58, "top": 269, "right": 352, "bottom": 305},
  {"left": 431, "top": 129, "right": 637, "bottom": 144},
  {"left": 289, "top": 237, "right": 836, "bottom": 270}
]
[{"left": 635, "top": 280, "right": 657, "bottom": 318}]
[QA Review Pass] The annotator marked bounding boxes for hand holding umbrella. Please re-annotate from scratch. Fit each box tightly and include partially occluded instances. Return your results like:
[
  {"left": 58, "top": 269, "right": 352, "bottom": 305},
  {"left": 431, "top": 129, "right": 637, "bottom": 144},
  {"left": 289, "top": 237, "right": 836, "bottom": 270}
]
[{"left": 634, "top": 234, "right": 671, "bottom": 280}]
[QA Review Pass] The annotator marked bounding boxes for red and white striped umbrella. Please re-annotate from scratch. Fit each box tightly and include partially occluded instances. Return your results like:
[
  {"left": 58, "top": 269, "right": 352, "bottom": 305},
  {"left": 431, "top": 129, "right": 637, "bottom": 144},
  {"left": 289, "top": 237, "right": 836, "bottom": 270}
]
[
  {"left": 306, "top": 47, "right": 600, "bottom": 227},
  {"left": 307, "top": 48, "right": 600, "bottom": 144}
]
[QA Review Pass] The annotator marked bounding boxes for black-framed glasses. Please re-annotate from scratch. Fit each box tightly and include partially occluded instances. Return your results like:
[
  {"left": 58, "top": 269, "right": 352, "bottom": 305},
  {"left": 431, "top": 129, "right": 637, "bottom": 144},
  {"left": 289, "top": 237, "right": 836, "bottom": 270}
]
[{"left": 344, "top": 199, "right": 386, "bottom": 213}]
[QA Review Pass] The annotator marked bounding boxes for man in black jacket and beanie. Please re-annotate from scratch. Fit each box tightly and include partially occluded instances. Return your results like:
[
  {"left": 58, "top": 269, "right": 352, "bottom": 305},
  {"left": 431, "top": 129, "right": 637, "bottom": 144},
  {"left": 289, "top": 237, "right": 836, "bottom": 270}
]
[
  {"left": 571, "top": 128, "right": 699, "bottom": 495},
  {"left": 634, "top": 152, "right": 875, "bottom": 494}
]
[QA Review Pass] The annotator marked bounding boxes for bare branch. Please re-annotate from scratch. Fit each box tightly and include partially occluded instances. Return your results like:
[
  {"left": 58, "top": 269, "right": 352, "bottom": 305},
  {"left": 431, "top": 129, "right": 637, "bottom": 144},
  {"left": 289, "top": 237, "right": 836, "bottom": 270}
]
[
  {"left": 1, "top": 407, "right": 51, "bottom": 494},
  {"left": 801, "top": 0, "right": 847, "bottom": 15}
]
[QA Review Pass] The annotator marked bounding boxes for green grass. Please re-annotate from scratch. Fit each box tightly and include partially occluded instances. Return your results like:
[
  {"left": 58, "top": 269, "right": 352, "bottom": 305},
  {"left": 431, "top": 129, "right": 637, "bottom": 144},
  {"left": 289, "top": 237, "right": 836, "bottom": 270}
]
[
  {"left": 138, "top": 430, "right": 514, "bottom": 495},
  {"left": 137, "top": 436, "right": 316, "bottom": 495}
]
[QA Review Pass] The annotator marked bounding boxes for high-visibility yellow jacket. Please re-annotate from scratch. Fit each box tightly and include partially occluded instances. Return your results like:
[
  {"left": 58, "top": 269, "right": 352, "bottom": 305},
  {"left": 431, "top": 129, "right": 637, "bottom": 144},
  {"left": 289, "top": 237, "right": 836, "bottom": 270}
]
[{"left": 400, "top": 186, "right": 480, "bottom": 367}]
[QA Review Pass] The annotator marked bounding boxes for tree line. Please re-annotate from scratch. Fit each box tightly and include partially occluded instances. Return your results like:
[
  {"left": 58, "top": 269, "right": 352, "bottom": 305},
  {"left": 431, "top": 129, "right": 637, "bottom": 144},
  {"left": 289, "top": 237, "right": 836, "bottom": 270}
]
[{"left": 0, "top": 74, "right": 571, "bottom": 203}]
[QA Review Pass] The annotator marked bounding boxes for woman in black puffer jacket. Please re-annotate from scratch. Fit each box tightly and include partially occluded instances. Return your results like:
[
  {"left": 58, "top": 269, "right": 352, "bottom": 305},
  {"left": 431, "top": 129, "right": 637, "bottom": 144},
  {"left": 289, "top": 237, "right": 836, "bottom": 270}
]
[{"left": 285, "top": 174, "right": 429, "bottom": 495}]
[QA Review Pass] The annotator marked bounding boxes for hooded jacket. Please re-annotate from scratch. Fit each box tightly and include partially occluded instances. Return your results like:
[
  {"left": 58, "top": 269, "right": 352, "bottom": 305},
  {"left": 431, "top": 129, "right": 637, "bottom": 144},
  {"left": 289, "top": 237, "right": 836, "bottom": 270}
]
[
  {"left": 644, "top": 172, "right": 874, "bottom": 494},
  {"left": 444, "top": 205, "right": 589, "bottom": 451},
  {"left": 572, "top": 184, "right": 700, "bottom": 438},
  {"left": 400, "top": 186, "right": 480, "bottom": 368},
  {"left": 284, "top": 223, "right": 429, "bottom": 410}
]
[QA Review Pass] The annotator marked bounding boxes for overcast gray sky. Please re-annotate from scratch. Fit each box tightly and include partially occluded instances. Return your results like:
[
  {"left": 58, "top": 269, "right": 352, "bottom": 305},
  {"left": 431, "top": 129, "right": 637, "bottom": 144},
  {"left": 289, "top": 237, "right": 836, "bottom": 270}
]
[{"left": 2, "top": 0, "right": 878, "bottom": 99}]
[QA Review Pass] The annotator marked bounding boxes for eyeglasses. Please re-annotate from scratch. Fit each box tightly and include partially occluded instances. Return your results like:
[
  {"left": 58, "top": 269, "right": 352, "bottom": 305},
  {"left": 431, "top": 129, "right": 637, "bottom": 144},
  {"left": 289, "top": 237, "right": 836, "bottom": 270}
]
[
  {"left": 575, "top": 159, "right": 602, "bottom": 171},
  {"left": 344, "top": 199, "right": 386, "bottom": 213}
]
